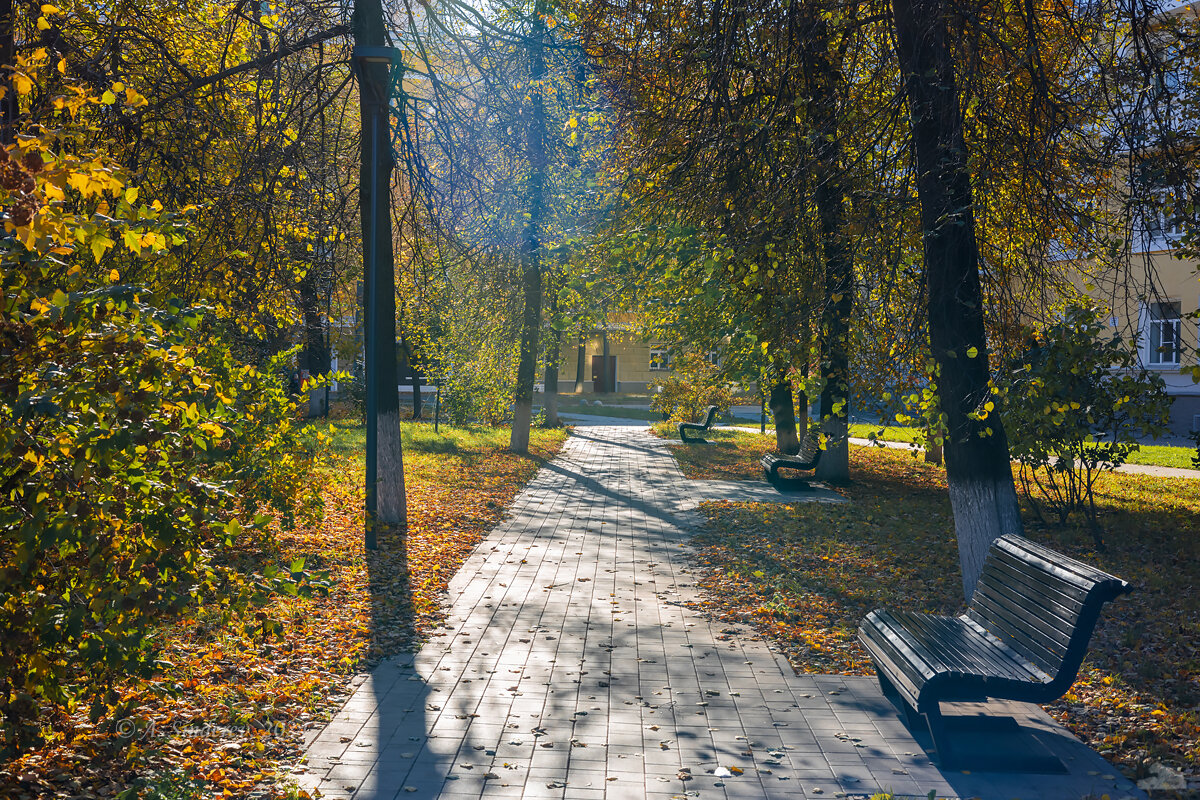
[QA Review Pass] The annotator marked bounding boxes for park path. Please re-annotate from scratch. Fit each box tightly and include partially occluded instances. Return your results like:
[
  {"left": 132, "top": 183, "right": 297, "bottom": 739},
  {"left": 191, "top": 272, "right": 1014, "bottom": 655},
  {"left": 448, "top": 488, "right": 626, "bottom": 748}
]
[{"left": 293, "top": 426, "right": 1143, "bottom": 800}]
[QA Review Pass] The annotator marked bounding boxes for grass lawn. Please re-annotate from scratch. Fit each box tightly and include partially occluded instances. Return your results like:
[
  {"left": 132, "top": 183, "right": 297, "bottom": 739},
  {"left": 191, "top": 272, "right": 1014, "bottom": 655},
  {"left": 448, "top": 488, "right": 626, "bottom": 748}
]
[
  {"left": 850, "top": 423, "right": 1199, "bottom": 471},
  {"left": 664, "top": 429, "right": 1200, "bottom": 784},
  {"left": 556, "top": 402, "right": 661, "bottom": 421},
  {"left": 1, "top": 420, "right": 567, "bottom": 799}
]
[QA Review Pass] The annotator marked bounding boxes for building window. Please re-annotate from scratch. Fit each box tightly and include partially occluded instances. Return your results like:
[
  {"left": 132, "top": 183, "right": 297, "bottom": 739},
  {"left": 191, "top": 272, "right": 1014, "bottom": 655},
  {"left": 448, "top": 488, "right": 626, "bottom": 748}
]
[
  {"left": 649, "top": 348, "right": 671, "bottom": 371},
  {"left": 1148, "top": 301, "right": 1181, "bottom": 366},
  {"left": 1149, "top": 189, "right": 1185, "bottom": 239}
]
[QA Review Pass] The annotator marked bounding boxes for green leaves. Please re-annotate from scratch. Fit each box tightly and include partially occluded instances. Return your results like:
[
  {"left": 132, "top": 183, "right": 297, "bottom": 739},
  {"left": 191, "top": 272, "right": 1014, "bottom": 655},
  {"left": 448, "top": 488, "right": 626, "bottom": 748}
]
[
  {"left": 1000, "top": 305, "right": 1172, "bottom": 536},
  {"left": 0, "top": 279, "right": 328, "bottom": 755}
]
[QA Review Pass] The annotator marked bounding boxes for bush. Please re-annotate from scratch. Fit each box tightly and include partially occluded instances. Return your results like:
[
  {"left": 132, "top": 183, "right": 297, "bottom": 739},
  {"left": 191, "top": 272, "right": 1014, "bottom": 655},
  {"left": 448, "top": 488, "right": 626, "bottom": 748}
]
[
  {"left": 0, "top": 129, "right": 326, "bottom": 756},
  {"left": 1001, "top": 305, "right": 1171, "bottom": 544},
  {"left": 0, "top": 285, "right": 327, "bottom": 755},
  {"left": 649, "top": 352, "right": 734, "bottom": 424}
]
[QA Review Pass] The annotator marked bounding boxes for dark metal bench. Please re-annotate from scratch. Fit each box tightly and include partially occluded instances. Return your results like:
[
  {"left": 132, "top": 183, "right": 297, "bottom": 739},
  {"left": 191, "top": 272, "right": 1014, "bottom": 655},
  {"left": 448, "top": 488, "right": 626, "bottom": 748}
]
[
  {"left": 858, "top": 534, "right": 1130, "bottom": 769},
  {"left": 760, "top": 428, "right": 822, "bottom": 489},
  {"left": 678, "top": 405, "right": 720, "bottom": 443}
]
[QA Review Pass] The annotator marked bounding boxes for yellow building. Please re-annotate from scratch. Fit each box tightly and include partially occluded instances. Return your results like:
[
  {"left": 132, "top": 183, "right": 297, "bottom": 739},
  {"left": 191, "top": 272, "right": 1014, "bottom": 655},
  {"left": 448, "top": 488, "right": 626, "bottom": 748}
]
[{"left": 555, "top": 313, "right": 675, "bottom": 393}]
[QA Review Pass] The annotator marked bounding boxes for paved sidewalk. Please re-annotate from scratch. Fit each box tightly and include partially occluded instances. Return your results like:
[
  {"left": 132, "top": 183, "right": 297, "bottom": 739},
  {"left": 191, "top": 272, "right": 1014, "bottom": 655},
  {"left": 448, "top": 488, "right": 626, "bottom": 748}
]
[{"left": 293, "top": 426, "right": 1143, "bottom": 800}]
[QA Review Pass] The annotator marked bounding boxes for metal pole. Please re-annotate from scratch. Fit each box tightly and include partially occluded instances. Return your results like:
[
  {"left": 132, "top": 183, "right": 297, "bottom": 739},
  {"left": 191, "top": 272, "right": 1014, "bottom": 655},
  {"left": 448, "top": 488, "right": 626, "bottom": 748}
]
[{"left": 434, "top": 387, "right": 440, "bottom": 433}]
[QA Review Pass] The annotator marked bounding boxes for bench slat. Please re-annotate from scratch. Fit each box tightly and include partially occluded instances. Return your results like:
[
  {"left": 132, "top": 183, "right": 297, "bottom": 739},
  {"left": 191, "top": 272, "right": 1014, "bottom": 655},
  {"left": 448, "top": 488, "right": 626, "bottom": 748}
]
[
  {"left": 975, "top": 558, "right": 1084, "bottom": 642},
  {"left": 982, "top": 553, "right": 1088, "bottom": 612},
  {"left": 883, "top": 611, "right": 1049, "bottom": 684},
  {"left": 995, "top": 535, "right": 1127, "bottom": 594},
  {"left": 970, "top": 593, "right": 1072, "bottom": 675}
]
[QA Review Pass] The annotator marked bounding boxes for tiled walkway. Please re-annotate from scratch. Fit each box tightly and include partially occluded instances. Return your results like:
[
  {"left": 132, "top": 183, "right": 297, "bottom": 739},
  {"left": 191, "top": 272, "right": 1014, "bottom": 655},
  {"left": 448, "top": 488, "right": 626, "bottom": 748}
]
[{"left": 294, "top": 426, "right": 1143, "bottom": 800}]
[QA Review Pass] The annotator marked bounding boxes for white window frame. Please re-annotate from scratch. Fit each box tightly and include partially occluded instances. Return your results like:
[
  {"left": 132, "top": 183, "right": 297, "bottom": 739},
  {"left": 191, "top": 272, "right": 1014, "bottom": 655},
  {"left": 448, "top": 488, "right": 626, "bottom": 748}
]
[
  {"left": 649, "top": 347, "right": 671, "bottom": 372},
  {"left": 1146, "top": 300, "right": 1182, "bottom": 367}
]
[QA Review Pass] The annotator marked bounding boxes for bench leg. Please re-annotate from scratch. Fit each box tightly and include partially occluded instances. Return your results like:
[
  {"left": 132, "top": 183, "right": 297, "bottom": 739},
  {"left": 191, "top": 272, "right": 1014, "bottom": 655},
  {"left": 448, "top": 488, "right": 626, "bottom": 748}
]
[
  {"left": 922, "top": 704, "right": 957, "bottom": 769},
  {"left": 876, "top": 671, "right": 923, "bottom": 729}
]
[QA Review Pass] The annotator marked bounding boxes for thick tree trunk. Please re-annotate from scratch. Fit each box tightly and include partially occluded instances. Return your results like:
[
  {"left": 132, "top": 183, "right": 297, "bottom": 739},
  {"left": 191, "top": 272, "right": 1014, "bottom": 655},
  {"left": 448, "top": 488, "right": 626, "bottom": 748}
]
[
  {"left": 892, "top": 0, "right": 1022, "bottom": 599},
  {"left": 804, "top": 11, "right": 852, "bottom": 484},
  {"left": 298, "top": 271, "right": 330, "bottom": 418},
  {"left": 769, "top": 378, "right": 801, "bottom": 455},
  {"left": 510, "top": 5, "right": 548, "bottom": 454},
  {"left": 354, "top": 0, "right": 406, "bottom": 549},
  {"left": 813, "top": 178, "right": 852, "bottom": 482}
]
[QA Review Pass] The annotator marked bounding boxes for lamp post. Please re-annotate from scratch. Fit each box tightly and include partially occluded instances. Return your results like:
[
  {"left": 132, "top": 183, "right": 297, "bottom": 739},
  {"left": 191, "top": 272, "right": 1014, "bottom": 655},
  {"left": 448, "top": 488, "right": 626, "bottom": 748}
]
[{"left": 352, "top": 40, "right": 406, "bottom": 551}]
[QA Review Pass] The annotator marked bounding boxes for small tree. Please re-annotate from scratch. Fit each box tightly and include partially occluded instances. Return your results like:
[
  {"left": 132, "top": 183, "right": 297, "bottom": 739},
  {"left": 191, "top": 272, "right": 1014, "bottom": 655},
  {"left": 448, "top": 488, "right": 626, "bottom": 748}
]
[
  {"left": 1002, "top": 306, "right": 1171, "bottom": 545},
  {"left": 649, "top": 352, "right": 733, "bottom": 426}
]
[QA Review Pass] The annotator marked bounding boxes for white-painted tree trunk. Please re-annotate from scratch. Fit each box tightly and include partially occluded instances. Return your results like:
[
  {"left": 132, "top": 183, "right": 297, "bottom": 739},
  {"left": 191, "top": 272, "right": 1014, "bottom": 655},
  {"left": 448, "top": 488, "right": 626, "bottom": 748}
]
[
  {"left": 375, "top": 410, "right": 407, "bottom": 528},
  {"left": 947, "top": 474, "right": 1023, "bottom": 599}
]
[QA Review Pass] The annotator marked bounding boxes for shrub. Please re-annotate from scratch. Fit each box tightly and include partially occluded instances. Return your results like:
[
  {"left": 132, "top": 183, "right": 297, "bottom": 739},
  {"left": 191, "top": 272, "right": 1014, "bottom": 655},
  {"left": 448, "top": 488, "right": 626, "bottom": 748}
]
[
  {"left": 1001, "top": 305, "right": 1171, "bottom": 544},
  {"left": 649, "top": 352, "right": 733, "bottom": 424},
  {"left": 0, "top": 285, "right": 328, "bottom": 755},
  {"left": 0, "top": 126, "right": 326, "bottom": 755}
]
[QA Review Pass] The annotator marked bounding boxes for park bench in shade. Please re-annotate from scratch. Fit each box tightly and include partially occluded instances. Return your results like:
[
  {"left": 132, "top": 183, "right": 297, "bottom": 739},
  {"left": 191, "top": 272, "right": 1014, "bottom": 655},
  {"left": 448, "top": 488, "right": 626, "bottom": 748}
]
[
  {"left": 760, "top": 428, "right": 822, "bottom": 489},
  {"left": 678, "top": 405, "right": 720, "bottom": 443},
  {"left": 858, "top": 534, "right": 1130, "bottom": 770}
]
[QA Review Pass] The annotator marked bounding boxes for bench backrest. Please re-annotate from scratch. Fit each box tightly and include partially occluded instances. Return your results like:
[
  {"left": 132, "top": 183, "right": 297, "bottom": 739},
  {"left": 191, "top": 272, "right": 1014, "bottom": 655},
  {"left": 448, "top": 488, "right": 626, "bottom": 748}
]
[
  {"left": 966, "top": 535, "right": 1129, "bottom": 680},
  {"left": 701, "top": 405, "right": 719, "bottom": 426},
  {"left": 798, "top": 426, "right": 822, "bottom": 463}
]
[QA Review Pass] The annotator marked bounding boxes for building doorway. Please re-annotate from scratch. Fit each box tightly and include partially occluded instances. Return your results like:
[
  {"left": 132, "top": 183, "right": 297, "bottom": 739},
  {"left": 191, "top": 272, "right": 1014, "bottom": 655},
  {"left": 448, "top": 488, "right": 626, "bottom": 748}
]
[{"left": 591, "top": 355, "right": 617, "bottom": 393}]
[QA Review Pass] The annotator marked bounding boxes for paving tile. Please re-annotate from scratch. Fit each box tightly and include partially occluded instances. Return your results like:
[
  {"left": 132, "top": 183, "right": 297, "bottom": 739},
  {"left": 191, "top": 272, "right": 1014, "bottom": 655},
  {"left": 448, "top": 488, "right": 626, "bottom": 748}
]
[{"left": 292, "top": 426, "right": 1145, "bottom": 800}]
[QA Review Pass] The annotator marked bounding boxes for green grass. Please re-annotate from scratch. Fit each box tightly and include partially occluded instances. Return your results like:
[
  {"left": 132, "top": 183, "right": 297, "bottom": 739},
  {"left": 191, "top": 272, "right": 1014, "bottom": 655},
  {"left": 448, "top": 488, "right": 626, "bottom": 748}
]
[
  {"left": 847, "top": 422, "right": 1197, "bottom": 471},
  {"left": 556, "top": 403, "right": 662, "bottom": 421},
  {"left": 325, "top": 419, "right": 558, "bottom": 459},
  {"left": 1125, "top": 443, "right": 1199, "bottom": 470},
  {"left": 848, "top": 422, "right": 923, "bottom": 444}
]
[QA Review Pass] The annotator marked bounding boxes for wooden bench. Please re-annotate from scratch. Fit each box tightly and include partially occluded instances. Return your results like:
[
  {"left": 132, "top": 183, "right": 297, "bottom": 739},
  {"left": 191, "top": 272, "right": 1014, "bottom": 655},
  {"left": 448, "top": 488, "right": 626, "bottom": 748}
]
[
  {"left": 858, "top": 534, "right": 1130, "bottom": 768},
  {"left": 678, "top": 405, "right": 720, "bottom": 443},
  {"left": 761, "top": 428, "right": 822, "bottom": 489}
]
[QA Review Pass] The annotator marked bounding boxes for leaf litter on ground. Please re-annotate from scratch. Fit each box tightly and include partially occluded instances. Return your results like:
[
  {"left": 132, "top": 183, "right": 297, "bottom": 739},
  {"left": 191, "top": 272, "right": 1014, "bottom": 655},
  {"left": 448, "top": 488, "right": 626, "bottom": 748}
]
[{"left": 665, "top": 429, "right": 1200, "bottom": 790}]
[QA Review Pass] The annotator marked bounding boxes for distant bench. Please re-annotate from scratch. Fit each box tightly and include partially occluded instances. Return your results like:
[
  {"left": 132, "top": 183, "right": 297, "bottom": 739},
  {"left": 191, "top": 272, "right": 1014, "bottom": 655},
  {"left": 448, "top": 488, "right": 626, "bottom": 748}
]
[
  {"left": 858, "top": 534, "right": 1131, "bottom": 768},
  {"left": 679, "top": 405, "right": 720, "bottom": 443},
  {"left": 761, "top": 428, "right": 822, "bottom": 489}
]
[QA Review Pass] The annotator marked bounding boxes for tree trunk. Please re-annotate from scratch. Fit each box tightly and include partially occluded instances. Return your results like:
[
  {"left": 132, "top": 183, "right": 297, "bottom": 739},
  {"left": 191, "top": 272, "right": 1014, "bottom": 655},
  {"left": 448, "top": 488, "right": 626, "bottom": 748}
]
[
  {"left": 298, "top": 270, "right": 330, "bottom": 418},
  {"left": 769, "top": 378, "right": 801, "bottom": 455},
  {"left": 813, "top": 176, "right": 852, "bottom": 482},
  {"left": 543, "top": 284, "right": 561, "bottom": 427},
  {"left": 510, "top": 4, "right": 548, "bottom": 454},
  {"left": 574, "top": 335, "right": 586, "bottom": 393},
  {"left": 354, "top": 0, "right": 406, "bottom": 549},
  {"left": 600, "top": 329, "right": 610, "bottom": 393},
  {"left": 804, "top": 11, "right": 852, "bottom": 484},
  {"left": 892, "top": 0, "right": 1022, "bottom": 599},
  {"left": 543, "top": 330, "right": 561, "bottom": 427},
  {"left": 400, "top": 337, "right": 422, "bottom": 420}
]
